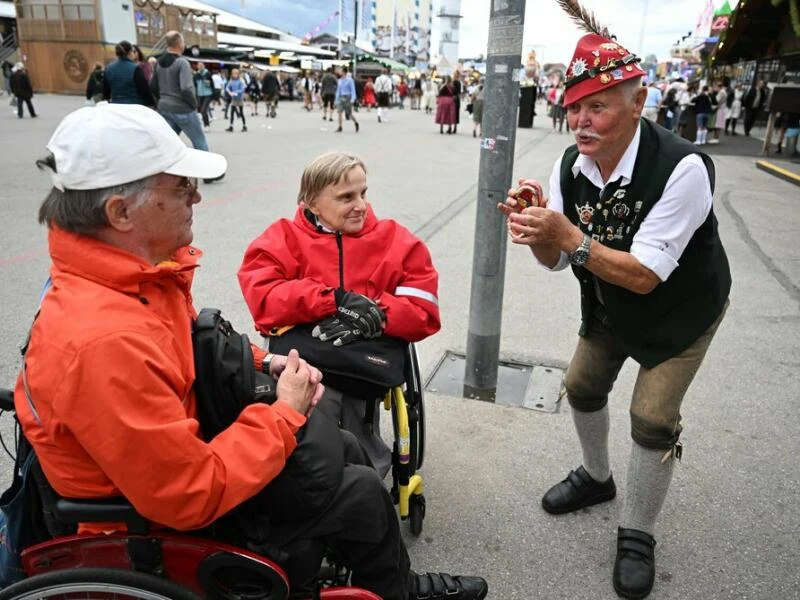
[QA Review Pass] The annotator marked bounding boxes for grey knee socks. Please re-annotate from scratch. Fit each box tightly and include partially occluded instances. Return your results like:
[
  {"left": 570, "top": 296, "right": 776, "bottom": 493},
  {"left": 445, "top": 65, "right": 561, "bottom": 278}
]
[
  {"left": 621, "top": 442, "right": 675, "bottom": 536},
  {"left": 572, "top": 406, "right": 611, "bottom": 482}
]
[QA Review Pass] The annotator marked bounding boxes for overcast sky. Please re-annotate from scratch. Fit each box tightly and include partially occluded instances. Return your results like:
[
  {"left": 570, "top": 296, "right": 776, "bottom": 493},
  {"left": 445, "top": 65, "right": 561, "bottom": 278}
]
[{"left": 204, "top": 0, "right": 734, "bottom": 63}]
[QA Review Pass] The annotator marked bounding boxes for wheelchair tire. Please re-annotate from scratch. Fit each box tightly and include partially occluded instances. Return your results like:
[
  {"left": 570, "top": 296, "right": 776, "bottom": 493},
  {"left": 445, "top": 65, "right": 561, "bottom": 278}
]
[
  {"left": 0, "top": 567, "right": 201, "bottom": 600},
  {"left": 409, "top": 494, "right": 425, "bottom": 537},
  {"left": 407, "top": 344, "right": 426, "bottom": 470}
]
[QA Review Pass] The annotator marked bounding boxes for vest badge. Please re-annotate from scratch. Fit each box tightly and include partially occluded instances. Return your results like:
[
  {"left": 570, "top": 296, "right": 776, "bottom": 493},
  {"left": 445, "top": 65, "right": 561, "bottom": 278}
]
[
  {"left": 612, "top": 202, "right": 630, "bottom": 219},
  {"left": 576, "top": 203, "right": 595, "bottom": 225},
  {"left": 634, "top": 200, "right": 643, "bottom": 213},
  {"left": 612, "top": 188, "right": 627, "bottom": 200}
]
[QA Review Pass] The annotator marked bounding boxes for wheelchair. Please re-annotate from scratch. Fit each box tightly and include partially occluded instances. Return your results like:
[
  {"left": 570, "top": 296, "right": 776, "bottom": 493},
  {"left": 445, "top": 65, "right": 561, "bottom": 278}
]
[
  {"left": 264, "top": 338, "right": 428, "bottom": 538},
  {"left": 0, "top": 389, "right": 382, "bottom": 600}
]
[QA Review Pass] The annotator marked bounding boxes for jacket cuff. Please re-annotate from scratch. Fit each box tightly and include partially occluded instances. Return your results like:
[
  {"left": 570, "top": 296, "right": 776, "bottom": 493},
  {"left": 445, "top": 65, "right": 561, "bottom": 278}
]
[{"left": 270, "top": 401, "right": 307, "bottom": 432}]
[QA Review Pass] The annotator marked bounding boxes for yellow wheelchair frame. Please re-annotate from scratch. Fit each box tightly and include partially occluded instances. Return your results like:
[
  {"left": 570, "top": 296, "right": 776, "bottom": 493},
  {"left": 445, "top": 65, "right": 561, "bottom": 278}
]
[{"left": 382, "top": 343, "right": 426, "bottom": 535}]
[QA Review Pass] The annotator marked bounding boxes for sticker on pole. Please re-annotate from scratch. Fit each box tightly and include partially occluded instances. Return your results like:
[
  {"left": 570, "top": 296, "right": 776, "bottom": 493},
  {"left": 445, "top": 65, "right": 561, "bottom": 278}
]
[{"left": 481, "top": 138, "right": 496, "bottom": 151}]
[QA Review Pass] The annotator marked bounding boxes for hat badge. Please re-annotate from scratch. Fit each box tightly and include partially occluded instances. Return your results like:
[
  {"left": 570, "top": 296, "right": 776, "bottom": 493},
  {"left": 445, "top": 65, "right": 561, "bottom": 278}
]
[{"left": 571, "top": 57, "right": 588, "bottom": 78}]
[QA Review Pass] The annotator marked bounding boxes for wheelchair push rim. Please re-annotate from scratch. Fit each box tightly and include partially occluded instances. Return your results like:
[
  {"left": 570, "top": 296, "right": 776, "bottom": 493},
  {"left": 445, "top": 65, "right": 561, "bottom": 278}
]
[{"left": 0, "top": 567, "right": 201, "bottom": 600}]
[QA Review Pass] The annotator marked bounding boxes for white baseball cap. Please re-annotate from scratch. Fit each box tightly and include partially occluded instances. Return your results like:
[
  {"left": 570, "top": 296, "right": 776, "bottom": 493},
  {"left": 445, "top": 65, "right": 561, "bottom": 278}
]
[{"left": 45, "top": 102, "right": 227, "bottom": 191}]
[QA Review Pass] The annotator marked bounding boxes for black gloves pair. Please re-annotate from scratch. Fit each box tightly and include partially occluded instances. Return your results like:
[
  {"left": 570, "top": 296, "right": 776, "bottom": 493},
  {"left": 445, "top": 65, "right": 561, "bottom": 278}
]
[{"left": 312, "top": 289, "right": 386, "bottom": 347}]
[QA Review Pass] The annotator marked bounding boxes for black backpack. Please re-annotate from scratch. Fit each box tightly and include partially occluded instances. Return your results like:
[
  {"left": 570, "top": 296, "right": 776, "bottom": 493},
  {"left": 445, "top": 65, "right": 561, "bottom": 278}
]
[{"left": 191, "top": 309, "right": 344, "bottom": 523}]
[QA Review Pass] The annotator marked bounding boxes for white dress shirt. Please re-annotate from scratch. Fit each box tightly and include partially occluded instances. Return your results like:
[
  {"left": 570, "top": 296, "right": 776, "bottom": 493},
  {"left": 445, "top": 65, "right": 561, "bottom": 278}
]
[{"left": 542, "top": 125, "right": 713, "bottom": 282}]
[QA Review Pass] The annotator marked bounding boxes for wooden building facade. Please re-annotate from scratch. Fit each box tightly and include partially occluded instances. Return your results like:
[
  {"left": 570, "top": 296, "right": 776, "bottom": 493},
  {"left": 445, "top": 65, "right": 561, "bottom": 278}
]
[{"left": 13, "top": 0, "right": 217, "bottom": 93}]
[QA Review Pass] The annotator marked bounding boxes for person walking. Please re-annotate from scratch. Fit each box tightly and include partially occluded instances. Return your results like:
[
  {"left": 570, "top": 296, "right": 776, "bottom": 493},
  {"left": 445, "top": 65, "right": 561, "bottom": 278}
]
[
  {"left": 211, "top": 69, "right": 224, "bottom": 111},
  {"left": 551, "top": 81, "right": 566, "bottom": 133},
  {"left": 471, "top": 83, "right": 484, "bottom": 138},
  {"left": 132, "top": 44, "right": 153, "bottom": 81},
  {"left": 320, "top": 67, "right": 337, "bottom": 122},
  {"left": 499, "top": 31, "right": 730, "bottom": 600},
  {"left": 225, "top": 68, "right": 247, "bottom": 132},
  {"left": 435, "top": 75, "right": 456, "bottom": 134},
  {"left": 743, "top": 79, "right": 767, "bottom": 137},
  {"left": 300, "top": 71, "right": 313, "bottom": 111},
  {"left": 421, "top": 74, "right": 436, "bottom": 114},
  {"left": 362, "top": 77, "right": 377, "bottom": 111},
  {"left": 374, "top": 68, "right": 393, "bottom": 123},
  {"left": 451, "top": 71, "right": 463, "bottom": 134},
  {"left": 193, "top": 62, "right": 214, "bottom": 131},
  {"left": 728, "top": 83, "right": 744, "bottom": 135},
  {"left": 103, "top": 41, "right": 154, "bottom": 106},
  {"left": 9, "top": 62, "right": 36, "bottom": 118},
  {"left": 246, "top": 71, "right": 261, "bottom": 116},
  {"left": 709, "top": 79, "right": 729, "bottom": 144},
  {"left": 334, "top": 66, "right": 359, "bottom": 133},
  {"left": 262, "top": 69, "right": 280, "bottom": 118},
  {"left": 642, "top": 81, "right": 661, "bottom": 122},
  {"left": 150, "top": 31, "right": 210, "bottom": 153},
  {"left": 691, "top": 85, "right": 714, "bottom": 145},
  {"left": 85, "top": 62, "right": 105, "bottom": 105}
]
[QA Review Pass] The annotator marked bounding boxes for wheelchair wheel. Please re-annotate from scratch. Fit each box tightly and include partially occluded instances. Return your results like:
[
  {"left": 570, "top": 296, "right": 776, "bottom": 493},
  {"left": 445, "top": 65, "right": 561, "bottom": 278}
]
[
  {"left": 409, "top": 494, "right": 425, "bottom": 537},
  {"left": 407, "top": 344, "right": 426, "bottom": 470},
  {"left": 0, "top": 567, "right": 201, "bottom": 600}
]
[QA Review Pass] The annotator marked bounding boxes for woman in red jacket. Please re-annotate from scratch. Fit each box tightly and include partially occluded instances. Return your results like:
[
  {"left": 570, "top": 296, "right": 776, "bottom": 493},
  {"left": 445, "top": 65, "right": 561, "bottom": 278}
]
[{"left": 238, "top": 152, "right": 440, "bottom": 476}]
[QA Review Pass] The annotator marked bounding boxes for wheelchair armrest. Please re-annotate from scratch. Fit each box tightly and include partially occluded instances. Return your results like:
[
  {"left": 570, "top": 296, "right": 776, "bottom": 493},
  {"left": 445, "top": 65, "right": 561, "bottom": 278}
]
[
  {"left": 0, "top": 388, "right": 14, "bottom": 412},
  {"left": 55, "top": 497, "right": 149, "bottom": 534}
]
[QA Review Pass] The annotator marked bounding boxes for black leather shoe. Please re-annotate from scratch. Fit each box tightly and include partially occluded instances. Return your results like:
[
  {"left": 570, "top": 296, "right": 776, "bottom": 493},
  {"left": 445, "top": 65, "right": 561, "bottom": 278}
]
[
  {"left": 613, "top": 527, "right": 656, "bottom": 599},
  {"left": 541, "top": 465, "right": 616, "bottom": 514},
  {"left": 409, "top": 571, "right": 488, "bottom": 600}
]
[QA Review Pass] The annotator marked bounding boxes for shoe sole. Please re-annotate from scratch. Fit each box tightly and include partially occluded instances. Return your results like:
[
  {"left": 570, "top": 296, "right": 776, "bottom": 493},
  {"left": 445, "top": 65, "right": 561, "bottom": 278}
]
[
  {"left": 613, "top": 579, "right": 653, "bottom": 600},
  {"left": 541, "top": 488, "right": 616, "bottom": 515}
]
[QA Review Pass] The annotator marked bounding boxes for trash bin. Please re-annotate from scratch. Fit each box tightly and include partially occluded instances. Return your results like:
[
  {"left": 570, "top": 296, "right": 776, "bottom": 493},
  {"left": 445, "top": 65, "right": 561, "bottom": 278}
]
[{"left": 518, "top": 85, "right": 536, "bottom": 128}]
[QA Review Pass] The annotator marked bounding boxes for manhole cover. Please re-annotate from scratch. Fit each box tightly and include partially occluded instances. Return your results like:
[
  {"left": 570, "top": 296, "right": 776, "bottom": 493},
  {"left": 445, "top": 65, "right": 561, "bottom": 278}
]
[{"left": 425, "top": 351, "right": 564, "bottom": 412}]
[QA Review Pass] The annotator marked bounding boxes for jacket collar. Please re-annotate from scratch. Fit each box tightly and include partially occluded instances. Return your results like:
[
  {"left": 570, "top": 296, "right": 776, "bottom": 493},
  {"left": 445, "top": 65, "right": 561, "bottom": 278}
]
[
  {"left": 294, "top": 203, "right": 378, "bottom": 238},
  {"left": 48, "top": 227, "right": 201, "bottom": 295}
]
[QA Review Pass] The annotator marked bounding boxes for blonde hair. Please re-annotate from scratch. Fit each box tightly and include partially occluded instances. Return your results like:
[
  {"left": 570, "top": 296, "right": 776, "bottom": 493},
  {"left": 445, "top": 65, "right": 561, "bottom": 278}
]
[{"left": 297, "top": 152, "right": 367, "bottom": 206}]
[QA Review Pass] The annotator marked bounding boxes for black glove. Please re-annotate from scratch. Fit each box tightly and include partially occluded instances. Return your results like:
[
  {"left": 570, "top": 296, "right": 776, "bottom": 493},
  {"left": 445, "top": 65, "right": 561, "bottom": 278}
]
[
  {"left": 334, "top": 290, "right": 385, "bottom": 339},
  {"left": 312, "top": 316, "right": 363, "bottom": 347}
]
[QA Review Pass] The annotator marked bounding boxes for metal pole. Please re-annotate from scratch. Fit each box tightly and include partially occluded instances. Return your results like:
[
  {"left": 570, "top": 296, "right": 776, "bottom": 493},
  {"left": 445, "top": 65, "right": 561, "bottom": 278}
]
[
  {"left": 353, "top": 0, "right": 358, "bottom": 82},
  {"left": 338, "top": 0, "right": 343, "bottom": 56},
  {"left": 463, "top": 0, "right": 526, "bottom": 400}
]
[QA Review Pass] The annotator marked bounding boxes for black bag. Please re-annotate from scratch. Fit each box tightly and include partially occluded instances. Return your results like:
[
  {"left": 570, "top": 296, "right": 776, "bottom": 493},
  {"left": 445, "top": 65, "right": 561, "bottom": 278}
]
[
  {"left": 192, "top": 308, "right": 344, "bottom": 523},
  {"left": 267, "top": 324, "right": 406, "bottom": 399}
]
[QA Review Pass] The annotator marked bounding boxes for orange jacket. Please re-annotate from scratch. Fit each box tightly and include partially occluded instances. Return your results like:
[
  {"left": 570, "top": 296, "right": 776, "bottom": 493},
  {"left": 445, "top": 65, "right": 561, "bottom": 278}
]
[{"left": 14, "top": 228, "right": 305, "bottom": 532}]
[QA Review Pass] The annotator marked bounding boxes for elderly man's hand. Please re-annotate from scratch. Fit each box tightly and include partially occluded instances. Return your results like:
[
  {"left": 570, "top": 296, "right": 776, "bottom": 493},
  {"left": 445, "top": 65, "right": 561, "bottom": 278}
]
[
  {"left": 506, "top": 206, "right": 582, "bottom": 250},
  {"left": 276, "top": 349, "right": 325, "bottom": 417}
]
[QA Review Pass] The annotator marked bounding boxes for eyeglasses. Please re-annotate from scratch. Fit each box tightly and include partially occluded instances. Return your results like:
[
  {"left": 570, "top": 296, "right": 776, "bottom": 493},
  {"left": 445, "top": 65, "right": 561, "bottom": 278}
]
[{"left": 148, "top": 178, "right": 199, "bottom": 200}]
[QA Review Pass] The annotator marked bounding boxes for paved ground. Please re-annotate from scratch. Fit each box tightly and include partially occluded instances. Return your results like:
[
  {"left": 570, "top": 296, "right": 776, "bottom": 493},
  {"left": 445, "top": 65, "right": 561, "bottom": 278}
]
[{"left": 1, "top": 94, "right": 799, "bottom": 599}]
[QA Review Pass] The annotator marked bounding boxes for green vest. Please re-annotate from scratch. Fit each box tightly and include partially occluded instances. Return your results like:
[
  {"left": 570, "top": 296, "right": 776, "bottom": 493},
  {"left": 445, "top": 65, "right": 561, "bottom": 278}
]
[{"left": 560, "top": 118, "right": 731, "bottom": 368}]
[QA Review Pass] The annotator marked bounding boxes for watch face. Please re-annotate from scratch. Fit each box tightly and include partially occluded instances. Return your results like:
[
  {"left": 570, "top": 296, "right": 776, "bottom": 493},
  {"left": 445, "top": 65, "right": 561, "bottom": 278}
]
[{"left": 570, "top": 249, "right": 589, "bottom": 266}]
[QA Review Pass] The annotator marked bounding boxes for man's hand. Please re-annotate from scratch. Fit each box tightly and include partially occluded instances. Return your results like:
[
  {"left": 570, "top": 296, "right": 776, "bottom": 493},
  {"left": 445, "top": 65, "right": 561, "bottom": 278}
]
[
  {"left": 276, "top": 349, "right": 325, "bottom": 417},
  {"left": 506, "top": 206, "right": 582, "bottom": 251},
  {"left": 334, "top": 290, "right": 385, "bottom": 339},
  {"left": 312, "top": 317, "right": 363, "bottom": 347},
  {"left": 268, "top": 353, "right": 322, "bottom": 385}
]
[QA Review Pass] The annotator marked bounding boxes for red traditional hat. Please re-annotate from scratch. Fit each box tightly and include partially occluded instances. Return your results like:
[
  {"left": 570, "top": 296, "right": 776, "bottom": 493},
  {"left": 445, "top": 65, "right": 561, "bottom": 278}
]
[{"left": 563, "top": 33, "right": 643, "bottom": 106}]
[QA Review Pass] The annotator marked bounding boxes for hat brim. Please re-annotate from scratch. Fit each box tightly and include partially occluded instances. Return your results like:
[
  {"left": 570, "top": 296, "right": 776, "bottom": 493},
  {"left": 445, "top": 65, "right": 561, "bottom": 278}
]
[{"left": 164, "top": 148, "right": 227, "bottom": 181}]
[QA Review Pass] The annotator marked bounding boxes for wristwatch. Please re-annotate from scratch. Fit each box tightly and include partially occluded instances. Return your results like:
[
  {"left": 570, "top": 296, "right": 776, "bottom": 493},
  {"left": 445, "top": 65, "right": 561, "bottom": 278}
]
[
  {"left": 262, "top": 352, "right": 275, "bottom": 375},
  {"left": 568, "top": 234, "right": 592, "bottom": 266}
]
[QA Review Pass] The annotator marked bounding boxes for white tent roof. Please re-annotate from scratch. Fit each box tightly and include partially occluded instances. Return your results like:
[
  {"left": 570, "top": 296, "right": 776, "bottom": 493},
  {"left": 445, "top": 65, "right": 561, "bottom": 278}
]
[
  {"left": 217, "top": 31, "right": 335, "bottom": 57},
  {"left": 167, "top": 0, "right": 300, "bottom": 42}
]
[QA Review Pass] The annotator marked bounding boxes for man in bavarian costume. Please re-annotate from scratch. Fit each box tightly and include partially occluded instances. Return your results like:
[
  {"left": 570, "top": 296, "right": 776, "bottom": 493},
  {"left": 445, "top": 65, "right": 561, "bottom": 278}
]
[{"left": 499, "top": 32, "right": 731, "bottom": 599}]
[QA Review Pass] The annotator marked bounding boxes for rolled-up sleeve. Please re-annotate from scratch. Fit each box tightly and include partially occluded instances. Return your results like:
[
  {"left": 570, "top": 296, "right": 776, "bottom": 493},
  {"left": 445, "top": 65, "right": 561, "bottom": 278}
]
[{"left": 630, "top": 154, "right": 712, "bottom": 281}]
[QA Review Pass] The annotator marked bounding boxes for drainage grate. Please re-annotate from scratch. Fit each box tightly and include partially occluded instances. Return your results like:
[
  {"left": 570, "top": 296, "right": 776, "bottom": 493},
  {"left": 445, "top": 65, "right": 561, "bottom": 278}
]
[{"left": 425, "top": 351, "right": 565, "bottom": 413}]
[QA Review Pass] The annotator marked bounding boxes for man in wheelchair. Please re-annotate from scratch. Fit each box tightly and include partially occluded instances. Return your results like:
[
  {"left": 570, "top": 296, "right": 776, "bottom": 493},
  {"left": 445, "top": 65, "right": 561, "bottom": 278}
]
[{"left": 11, "top": 103, "right": 487, "bottom": 600}]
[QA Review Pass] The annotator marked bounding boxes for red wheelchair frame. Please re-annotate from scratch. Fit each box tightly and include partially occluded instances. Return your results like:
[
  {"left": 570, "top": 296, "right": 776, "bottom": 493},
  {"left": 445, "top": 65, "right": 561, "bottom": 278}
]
[{"left": 0, "top": 388, "right": 382, "bottom": 600}]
